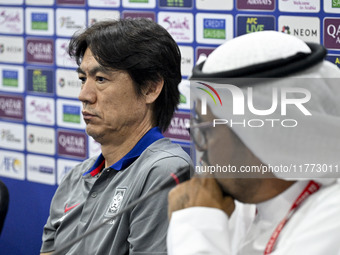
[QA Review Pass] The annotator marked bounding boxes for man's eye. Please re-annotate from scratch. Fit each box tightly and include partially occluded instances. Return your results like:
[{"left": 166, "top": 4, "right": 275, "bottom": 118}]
[
  {"left": 96, "top": 77, "right": 106, "bottom": 83},
  {"left": 79, "top": 77, "right": 86, "bottom": 84}
]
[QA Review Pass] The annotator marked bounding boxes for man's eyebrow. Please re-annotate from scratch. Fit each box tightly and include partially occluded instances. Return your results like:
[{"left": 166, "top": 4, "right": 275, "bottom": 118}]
[
  {"left": 76, "top": 67, "right": 85, "bottom": 75},
  {"left": 76, "top": 65, "right": 113, "bottom": 76}
]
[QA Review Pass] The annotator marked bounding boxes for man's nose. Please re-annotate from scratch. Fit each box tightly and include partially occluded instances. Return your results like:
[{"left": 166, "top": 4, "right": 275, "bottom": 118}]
[{"left": 78, "top": 79, "right": 96, "bottom": 104}]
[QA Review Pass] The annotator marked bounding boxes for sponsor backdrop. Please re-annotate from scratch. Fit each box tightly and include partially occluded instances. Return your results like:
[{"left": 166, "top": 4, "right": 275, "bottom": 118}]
[{"left": 0, "top": 0, "right": 339, "bottom": 254}]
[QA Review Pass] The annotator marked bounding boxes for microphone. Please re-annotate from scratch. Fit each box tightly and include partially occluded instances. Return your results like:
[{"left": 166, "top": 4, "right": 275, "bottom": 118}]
[{"left": 52, "top": 166, "right": 190, "bottom": 255}]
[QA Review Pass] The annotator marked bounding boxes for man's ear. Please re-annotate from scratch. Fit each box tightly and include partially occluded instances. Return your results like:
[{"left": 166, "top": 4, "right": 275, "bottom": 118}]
[{"left": 143, "top": 79, "right": 164, "bottom": 104}]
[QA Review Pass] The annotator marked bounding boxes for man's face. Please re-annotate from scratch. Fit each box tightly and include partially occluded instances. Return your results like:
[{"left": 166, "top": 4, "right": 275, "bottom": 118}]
[
  {"left": 194, "top": 101, "right": 242, "bottom": 172},
  {"left": 193, "top": 101, "right": 263, "bottom": 202},
  {"left": 77, "top": 48, "right": 148, "bottom": 144}
]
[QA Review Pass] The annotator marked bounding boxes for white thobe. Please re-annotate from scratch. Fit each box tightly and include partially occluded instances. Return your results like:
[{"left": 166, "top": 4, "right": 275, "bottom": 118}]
[{"left": 167, "top": 181, "right": 340, "bottom": 255}]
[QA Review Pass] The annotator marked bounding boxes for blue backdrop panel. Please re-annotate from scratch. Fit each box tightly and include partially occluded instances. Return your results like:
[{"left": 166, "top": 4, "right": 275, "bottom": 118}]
[{"left": 0, "top": 0, "right": 339, "bottom": 254}]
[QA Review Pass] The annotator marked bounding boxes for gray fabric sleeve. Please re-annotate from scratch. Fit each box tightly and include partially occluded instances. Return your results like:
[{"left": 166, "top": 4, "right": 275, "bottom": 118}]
[
  {"left": 40, "top": 183, "right": 69, "bottom": 253},
  {"left": 128, "top": 156, "right": 191, "bottom": 254},
  {"left": 41, "top": 216, "right": 57, "bottom": 253},
  {"left": 40, "top": 164, "right": 79, "bottom": 253}
]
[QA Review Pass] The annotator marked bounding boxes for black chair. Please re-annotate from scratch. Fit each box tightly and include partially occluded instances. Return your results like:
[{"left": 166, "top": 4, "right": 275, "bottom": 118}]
[{"left": 0, "top": 179, "right": 9, "bottom": 236}]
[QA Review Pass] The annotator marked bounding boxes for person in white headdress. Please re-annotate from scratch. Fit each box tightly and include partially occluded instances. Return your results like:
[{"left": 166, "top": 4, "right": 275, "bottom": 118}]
[{"left": 167, "top": 31, "right": 340, "bottom": 255}]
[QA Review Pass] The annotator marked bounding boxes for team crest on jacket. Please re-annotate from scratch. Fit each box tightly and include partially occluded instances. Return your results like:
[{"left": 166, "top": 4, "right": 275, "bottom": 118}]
[{"left": 104, "top": 188, "right": 126, "bottom": 223}]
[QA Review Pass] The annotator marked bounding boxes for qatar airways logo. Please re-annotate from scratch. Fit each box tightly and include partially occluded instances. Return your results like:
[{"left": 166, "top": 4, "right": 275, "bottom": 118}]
[
  {"left": 27, "top": 42, "right": 52, "bottom": 55},
  {"left": 327, "top": 24, "right": 340, "bottom": 39},
  {"left": 237, "top": 0, "right": 274, "bottom": 10},
  {"left": 164, "top": 112, "right": 190, "bottom": 141},
  {"left": 0, "top": 97, "right": 22, "bottom": 112},
  {"left": 0, "top": 95, "right": 24, "bottom": 120},
  {"left": 26, "top": 39, "right": 54, "bottom": 64},
  {"left": 324, "top": 19, "right": 340, "bottom": 49},
  {"left": 58, "top": 130, "right": 87, "bottom": 158},
  {"left": 196, "top": 82, "right": 311, "bottom": 128}
]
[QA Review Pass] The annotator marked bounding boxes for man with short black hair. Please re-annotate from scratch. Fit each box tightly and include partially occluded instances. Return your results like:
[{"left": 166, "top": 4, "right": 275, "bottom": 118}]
[{"left": 41, "top": 18, "right": 192, "bottom": 255}]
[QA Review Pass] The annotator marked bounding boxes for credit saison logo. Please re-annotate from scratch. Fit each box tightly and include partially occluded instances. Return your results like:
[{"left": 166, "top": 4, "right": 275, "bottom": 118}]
[
  {"left": 31, "top": 12, "right": 48, "bottom": 31},
  {"left": 196, "top": 82, "right": 311, "bottom": 128},
  {"left": 63, "top": 104, "right": 81, "bottom": 123},
  {"left": 2, "top": 69, "right": 18, "bottom": 87},
  {"left": 203, "top": 19, "right": 226, "bottom": 39},
  {"left": 333, "top": 0, "right": 340, "bottom": 8}
]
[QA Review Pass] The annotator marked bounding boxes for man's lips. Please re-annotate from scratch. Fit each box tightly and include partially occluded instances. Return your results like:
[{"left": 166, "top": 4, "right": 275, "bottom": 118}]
[{"left": 82, "top": 111, "right": 97, "bottom": 120}]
